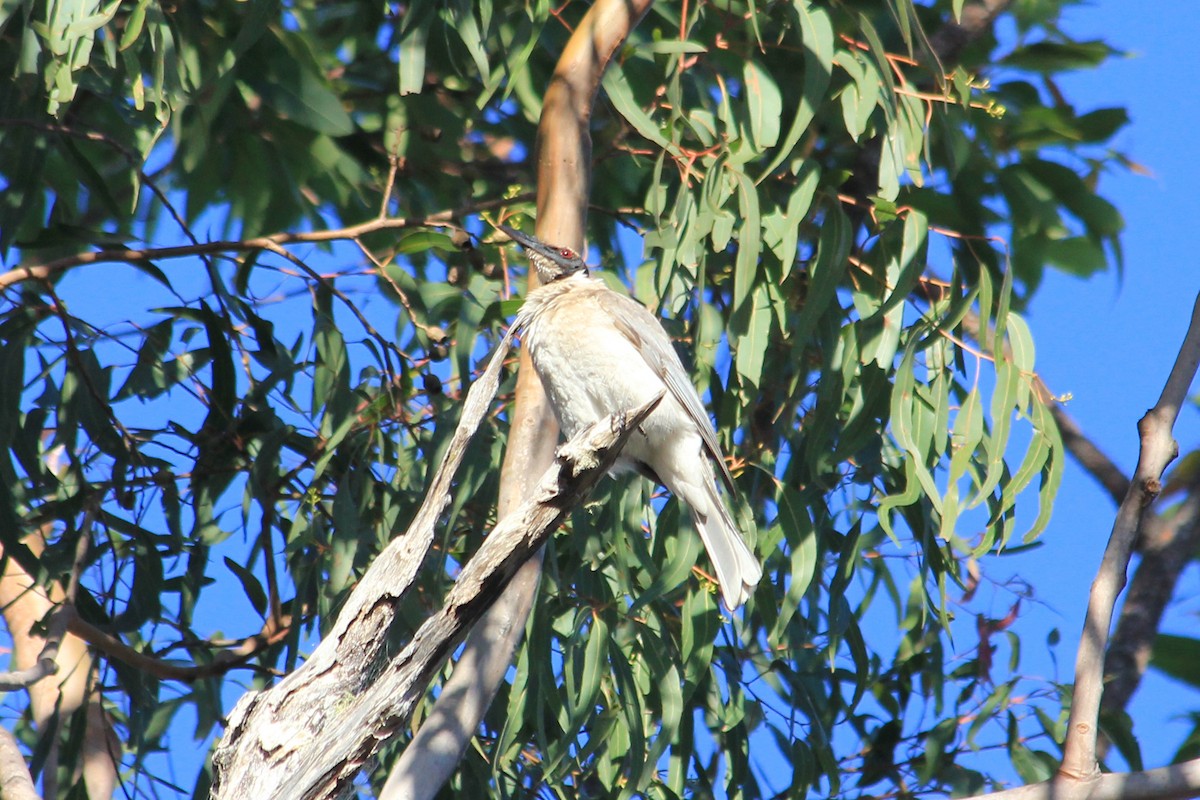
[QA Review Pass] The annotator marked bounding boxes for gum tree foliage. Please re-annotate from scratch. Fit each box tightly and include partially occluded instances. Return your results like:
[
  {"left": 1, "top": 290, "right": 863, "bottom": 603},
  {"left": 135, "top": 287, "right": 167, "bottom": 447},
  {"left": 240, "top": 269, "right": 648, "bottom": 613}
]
[{"left": 0, "top": 0, "right": 1134, "bottom": 797}]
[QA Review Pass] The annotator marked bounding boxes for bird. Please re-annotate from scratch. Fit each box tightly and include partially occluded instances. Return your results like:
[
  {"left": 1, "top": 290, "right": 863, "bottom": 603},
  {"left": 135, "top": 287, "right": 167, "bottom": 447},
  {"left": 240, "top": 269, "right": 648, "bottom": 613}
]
[{"left": 498, "top": 223, "right": 763, "bottom": 609}]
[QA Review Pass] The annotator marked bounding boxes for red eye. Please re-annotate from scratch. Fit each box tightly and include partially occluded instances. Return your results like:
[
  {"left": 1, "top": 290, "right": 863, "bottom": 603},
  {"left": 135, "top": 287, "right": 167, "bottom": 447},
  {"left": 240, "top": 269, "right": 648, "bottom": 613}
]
[{"left": 560, "top": 248, "right": 572, "bottom": 257}]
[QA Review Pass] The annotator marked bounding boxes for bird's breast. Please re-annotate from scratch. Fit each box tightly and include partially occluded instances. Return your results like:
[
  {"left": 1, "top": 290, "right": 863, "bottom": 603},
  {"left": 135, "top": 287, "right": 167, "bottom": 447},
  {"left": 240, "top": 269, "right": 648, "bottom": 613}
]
[{"left": 521, "top": 282, "right": 687, "bottom": 449}]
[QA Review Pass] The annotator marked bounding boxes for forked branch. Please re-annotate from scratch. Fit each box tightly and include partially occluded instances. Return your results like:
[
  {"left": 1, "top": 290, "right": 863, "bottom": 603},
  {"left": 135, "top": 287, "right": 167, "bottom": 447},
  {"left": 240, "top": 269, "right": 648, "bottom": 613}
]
[
  {"left": 211, "top": 392, "right": 663, "bottom": 800},
  {"left": 1060, "top": 290, "right": 1200, "bottom": 789}
]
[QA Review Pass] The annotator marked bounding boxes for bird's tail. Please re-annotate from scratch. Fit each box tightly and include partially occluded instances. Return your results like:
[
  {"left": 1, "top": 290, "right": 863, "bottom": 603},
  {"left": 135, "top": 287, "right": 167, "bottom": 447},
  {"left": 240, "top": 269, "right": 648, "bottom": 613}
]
[{"left": 690, "top": 481, "right": 763, "bottom": 610}]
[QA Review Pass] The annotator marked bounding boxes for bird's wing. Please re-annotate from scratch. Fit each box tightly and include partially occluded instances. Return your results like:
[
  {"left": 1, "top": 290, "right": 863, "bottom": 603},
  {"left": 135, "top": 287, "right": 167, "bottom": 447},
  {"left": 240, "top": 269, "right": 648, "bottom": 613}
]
[{"left": 592, "top": 286, "right": 738, "bottom": 496}]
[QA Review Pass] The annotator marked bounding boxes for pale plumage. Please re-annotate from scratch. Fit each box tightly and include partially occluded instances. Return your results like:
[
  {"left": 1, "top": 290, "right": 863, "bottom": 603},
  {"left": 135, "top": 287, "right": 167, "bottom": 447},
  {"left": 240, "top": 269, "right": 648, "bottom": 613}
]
[{"left": 502, "top": 224, "right": 763, "bottom": 609}]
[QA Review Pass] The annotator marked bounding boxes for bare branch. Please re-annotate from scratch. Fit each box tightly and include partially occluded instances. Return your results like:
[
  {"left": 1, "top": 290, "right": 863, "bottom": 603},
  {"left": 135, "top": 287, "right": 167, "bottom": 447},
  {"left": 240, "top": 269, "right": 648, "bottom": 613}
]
[
  {"left": 63, "top": 607, "right": 289, "bottom": 683},
  {"left": 0, "top": 518, "right": 117, "bottom": 799},
  {"left": 1060, "top": 290, "right": 1200, "bottom": 781},
  {"left": 1100, "top": 495, "right": 1200, "bottom": 725},
  {"left": 0, "top": 659, "right": 58, "bottom": 692},
  {"left": 0, "top": 520, "right": 88, "bottom": 689},
  {"left": 281, "top": 395, "right": 662, "bottom": 800},
  {"left": 210, "top": 324, "right": 521, "bottom": 796},
  {"left": 212, "top": 394, "right": 664, "bottom": 800},
  {"left": 959, "top": 758, "right": 1200, "bottom": 800}
]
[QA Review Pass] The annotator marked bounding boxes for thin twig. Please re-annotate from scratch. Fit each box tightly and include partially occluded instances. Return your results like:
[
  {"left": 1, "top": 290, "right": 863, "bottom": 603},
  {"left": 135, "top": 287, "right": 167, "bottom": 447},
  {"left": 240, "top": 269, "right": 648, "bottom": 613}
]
[
  {"left": 63, "top": 606, "right": 290, "bottom": 682},
  {"left": 0, "top": 193, "right": 532, "bottom": 293}
]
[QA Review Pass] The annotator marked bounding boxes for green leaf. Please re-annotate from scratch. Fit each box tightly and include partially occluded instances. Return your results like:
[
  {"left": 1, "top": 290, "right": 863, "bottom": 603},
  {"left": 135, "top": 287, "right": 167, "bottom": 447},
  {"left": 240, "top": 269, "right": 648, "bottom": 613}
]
[
  {"left": 838, "top": 52, "right": 879, "bottom": 141},
  {"left": 445, "top": 0, "right": 489, "bottom": 81},
  {"left": 224, "top": 557, "right": 267, "bottom": 616},
  {"left": 743, "top": 59, "right": 782, "bottom": 151},
  {"left": 1021, "top": 397, "right": 1063, "bottom": 543},
  {"left": 770, "top": 487, "right": 817, "bottom": 645},
  {"left": 732, "top": 169, "right": 762, "bottom": 310},
  {"left": 680, "top": 587, "right": 719, "bottom": 696},
  {"left": 734, "top": 284, "right": 772, "bottom": 388},
  {"left": 398, "top": 8, "right": 434, "bottom": 95},
  {"left": 629, "top": 503, "right": 698, "bottom": 613},
  {"left": 257, "top": 65, "right": 353, "bottom": 136},
  {"left": 1043, "top": 236, "right": 1108, "bottom": 277},
  {"left": 1151, "top": 634, "right": 1200, "bottom": 688},
  {"left": 792, "top": 204, "right": 850, "bottom": 348},
  {"left": 942, "top": 387, "right": 983, "bottom": 540},
  {"left": 1074, "top": 107, "right": 1130, "bottom": 143},
  {"left": 395, "top": 229, "right": 457, "bottom": 255},
  {"left": 603, "top": 63, "right": 678, "bottom": 155},
  {"left": 1099, "top": 709, "right": 1143, "bottom": 772},
  {"left": 1002, "top": 40, "right": 1118, "bottom": 73}
]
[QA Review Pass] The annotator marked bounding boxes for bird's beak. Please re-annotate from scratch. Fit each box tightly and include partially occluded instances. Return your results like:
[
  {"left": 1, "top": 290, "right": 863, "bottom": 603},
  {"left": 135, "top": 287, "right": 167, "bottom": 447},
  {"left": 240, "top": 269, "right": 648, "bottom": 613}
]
[{"left": 496, "top": 223, "right": 539, "bottom": 252}]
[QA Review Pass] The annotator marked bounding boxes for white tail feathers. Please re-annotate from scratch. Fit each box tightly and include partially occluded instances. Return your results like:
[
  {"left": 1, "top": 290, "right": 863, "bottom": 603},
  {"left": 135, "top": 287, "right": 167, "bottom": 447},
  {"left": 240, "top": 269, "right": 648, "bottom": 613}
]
[{"left": 690, "top": 481, "right": 763, "bottom": 609}]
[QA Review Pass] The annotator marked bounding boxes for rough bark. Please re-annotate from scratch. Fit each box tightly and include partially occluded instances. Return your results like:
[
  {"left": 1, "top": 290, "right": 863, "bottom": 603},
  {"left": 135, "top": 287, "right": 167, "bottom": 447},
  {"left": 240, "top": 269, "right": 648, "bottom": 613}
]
[
  {"left": 209, "top": 324, "right": 521, "bottom": 797},
  {"left": 211, "top": 394, "right": 662, "bottom": 800}
]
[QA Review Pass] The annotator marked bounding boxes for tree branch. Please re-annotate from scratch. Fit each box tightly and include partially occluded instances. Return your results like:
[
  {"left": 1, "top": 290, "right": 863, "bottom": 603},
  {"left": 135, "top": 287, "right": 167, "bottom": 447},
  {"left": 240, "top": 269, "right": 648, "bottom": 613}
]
[
  {"left": 0, "top": 519, "right": 117, "bottom": 800},
  {"left": 213, "top": 394, "right": 664, "bottom": 800},
  {"left": 62, "top": 606, "right": 289, "bottom": 683},
  {"left": 0, "top": 727, "right": 38, "bottom": 800},
  {"left": 960, "top": 758, "right": 1200, "bottom": 800},
  {"left": 927, "top": 0, "right": 1013, "bottom": 66},
  {"left": 1098, "top": 491, "right": 1200, "bottom": 747},
  {"left": 210, "top": 322, "right": 521, "bottom": 795},
  {"left": 0, "top": 194, "right": 531, "bottom": 293},
  {"left": 0, "top": 523, "right": 84, "bottom": 690},
  {"left": 1060, "top": 290, "right": 1200, "bottom": 781}
]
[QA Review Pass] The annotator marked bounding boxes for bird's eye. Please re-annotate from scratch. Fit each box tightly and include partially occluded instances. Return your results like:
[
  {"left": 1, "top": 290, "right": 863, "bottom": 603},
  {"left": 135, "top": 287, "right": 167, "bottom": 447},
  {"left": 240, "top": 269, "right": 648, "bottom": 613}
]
[{"left": 560, "top": 248, "right": 573, "bottom": 258}]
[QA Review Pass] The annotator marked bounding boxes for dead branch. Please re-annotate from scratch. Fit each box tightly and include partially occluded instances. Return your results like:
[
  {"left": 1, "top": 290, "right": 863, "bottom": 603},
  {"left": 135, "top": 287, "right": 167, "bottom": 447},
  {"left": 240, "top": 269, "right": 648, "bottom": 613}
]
[
  {"left": 212, "top": 394, "right": 664, "bottom": 800},
  {"left": 208, "top": 323, "right": 520, "bottom": 795}
]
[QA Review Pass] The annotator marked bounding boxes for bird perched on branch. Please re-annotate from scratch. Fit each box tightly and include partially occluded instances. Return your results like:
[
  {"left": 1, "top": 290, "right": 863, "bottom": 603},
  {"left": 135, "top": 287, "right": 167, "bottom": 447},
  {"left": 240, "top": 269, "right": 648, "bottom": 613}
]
[{"left": 499, "top": 223, "right": 763, "bottom": 609}]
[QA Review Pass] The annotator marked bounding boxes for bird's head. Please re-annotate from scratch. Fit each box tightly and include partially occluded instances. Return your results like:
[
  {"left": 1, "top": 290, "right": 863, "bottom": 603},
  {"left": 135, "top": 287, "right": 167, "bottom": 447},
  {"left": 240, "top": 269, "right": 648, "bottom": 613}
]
[{"left": 497, "top": 224, "right": 589, "bottom": 283}]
